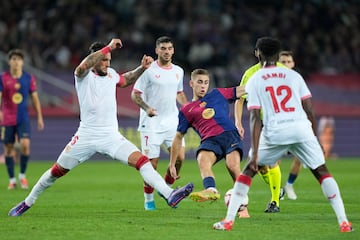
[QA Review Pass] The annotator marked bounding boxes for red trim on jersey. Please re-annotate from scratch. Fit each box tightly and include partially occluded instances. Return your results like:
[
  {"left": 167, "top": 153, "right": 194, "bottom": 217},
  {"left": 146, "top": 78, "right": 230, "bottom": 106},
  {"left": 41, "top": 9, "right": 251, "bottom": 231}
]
[
  {"left": 301, "top": 94, "right": 312, "bottom": 100},
  {"left": 135, "top": 155, "right": 150, "bottom": 170},
  {"left": 236, "top": 174, "right": 252, "bottom": 186},
  {"left": 117, "top": 73, "right": 126, "bottom": 87},
  {"left": 318, "top": 174, "right": 332, "bottom": 184},
  {"left": 247, "top": 105, "right": 261, "bottom": 110},
  {"left": 132, "top": 88, "right": 143, "bottom": 94},
  {"left": 156, "top": 60, "right": 173, "bottom": 70}
]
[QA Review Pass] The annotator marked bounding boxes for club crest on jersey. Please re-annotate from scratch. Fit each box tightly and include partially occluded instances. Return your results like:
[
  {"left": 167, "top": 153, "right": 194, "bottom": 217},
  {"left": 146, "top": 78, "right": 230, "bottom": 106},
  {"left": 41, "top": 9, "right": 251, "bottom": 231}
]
[
  {"left": 12, "top": 93, "right": 23, "bottom": 104},
  {"left": 202, "top": 108, "right": 215, "bottom": 119}
]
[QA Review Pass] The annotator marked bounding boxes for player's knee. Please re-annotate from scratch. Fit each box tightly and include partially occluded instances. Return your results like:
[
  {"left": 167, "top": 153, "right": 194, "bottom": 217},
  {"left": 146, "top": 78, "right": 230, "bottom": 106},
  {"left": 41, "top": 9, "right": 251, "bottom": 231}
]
[
  {"left": 311, "top": 164, "right": 331, "bottom": 183},
  {"left": 50, "top": 163, "right": 69, "bottom": 178}
]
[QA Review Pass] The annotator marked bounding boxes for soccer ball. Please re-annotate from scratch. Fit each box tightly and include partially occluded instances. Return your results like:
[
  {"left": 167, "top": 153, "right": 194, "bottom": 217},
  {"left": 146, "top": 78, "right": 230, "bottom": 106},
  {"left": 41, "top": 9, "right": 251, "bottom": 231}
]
[{"left": 224, "top": 188, "right": 248, "bottom": 211}]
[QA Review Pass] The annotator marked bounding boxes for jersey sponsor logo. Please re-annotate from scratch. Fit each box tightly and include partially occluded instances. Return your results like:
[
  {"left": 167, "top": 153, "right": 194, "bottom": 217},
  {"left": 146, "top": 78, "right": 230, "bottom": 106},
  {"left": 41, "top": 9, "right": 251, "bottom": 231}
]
[
  {"left": 155, "top": 74, "right": 160, "bottom": 78},
  {"left": 65, "top": 144, "right": 71, "bottom": 153},
  {"left": 12, "top": 93, "right": 23, "bottom": 104},
  {"left": 199, "top": 102, "right": 207, "bottom": 108},
  {"left": 202, "top": 108, "right": 215, "bottom": 119}
]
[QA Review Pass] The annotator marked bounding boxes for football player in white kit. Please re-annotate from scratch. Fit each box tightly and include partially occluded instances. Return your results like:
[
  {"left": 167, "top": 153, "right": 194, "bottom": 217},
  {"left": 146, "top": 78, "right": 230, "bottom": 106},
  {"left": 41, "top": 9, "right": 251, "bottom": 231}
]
[
  {"left": 131, "top": 36, "right": 188, "bottom": 210},
  {"left": 8, "top": 38, "right": 193, "bottom": 217},
  {"left": 213, "top": 37, "right": 352, "bottom": 233}
]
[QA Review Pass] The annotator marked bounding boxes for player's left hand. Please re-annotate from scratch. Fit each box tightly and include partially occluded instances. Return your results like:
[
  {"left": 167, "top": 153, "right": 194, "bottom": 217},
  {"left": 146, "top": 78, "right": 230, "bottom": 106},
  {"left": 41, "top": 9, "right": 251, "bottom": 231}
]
[
  {"left": 248, "top": 154, "right": 259, "bottom": 172},
  {"left": 141, "top": 55, "right": 154, "bottom": 69}
]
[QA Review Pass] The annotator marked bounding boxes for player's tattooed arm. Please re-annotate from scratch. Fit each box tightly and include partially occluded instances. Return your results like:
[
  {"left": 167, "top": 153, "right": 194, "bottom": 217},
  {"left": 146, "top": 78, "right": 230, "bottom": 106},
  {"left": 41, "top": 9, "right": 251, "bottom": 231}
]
[
  {"left": 131, "top": 92, "right": 157, "bottom": 117},
  {"left": 74, "top": 52, "right": 104, "bottom": 78},
  {"left": 75, "top": 38, "right": 122, "bottom": 78},
  {"left": 121, "top": 55, "right": 154, "bottom": 88}
]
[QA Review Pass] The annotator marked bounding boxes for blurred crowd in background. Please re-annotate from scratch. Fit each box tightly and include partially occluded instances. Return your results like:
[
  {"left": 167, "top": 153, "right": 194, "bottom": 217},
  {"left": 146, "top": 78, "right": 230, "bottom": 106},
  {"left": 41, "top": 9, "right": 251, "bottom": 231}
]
[{"left": 0, "top": 0, "right": 359, "bottom": 86}]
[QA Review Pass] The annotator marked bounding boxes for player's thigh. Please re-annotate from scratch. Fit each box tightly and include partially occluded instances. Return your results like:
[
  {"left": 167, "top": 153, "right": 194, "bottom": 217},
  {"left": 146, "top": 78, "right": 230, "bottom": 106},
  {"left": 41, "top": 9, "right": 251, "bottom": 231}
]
[
  {"left": 290, "top": 139, "right": 325, "bottom": 170},
  {"left": 1, "top": 126, "right": 16, "bottom": 144},
  {"left": 57, "top": 134, "right": 96, "bottom": 170},
  {"left": 17, "top": 120, "right": 31, "bottom": 140},
  {"left": 140, "top": 131, "right": 161, "bottom": 158},
  {"left": 106, "top": 133, "right": 140, "bottom": 165},
  {"left": 163, "top": 129, "right": 185, "bottom": 149},
  {"left": 257, "top": 144, "right": 288, "bottom": 167}
]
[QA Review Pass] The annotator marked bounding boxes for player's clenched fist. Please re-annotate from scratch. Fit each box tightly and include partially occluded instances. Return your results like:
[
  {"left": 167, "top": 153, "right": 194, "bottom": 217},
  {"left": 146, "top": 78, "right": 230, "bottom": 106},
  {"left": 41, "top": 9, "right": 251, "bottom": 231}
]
[
  {"left": 107, "top": 38, "right": 123, "bottom": 50},
  {"left": 141, "top": 55, "right": 154, "bottom": 69}
]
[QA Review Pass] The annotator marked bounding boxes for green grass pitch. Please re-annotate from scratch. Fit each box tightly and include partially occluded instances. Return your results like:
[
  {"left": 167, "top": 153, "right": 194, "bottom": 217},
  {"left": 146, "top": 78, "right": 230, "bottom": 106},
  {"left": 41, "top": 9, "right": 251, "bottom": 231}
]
[{"left": 1, "top": 158, "right": 359, "bottom": 240}]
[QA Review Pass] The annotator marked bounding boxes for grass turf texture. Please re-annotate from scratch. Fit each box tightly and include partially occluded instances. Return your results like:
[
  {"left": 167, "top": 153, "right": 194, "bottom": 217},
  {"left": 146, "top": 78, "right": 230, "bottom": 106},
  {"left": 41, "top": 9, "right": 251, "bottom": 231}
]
[{"left": 1, "top": 158, "right": 359, "bottom": 240}]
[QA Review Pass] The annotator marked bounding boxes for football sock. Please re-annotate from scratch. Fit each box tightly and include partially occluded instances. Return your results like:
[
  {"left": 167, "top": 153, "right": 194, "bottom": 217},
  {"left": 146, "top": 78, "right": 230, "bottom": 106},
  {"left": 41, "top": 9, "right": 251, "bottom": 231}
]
[
  {"left": 9, "top": 177, "right": 16, "bottom": 184},
  {"left": 225, "top": 175, "right": 252, "bottom": 222},
  {"left": 144, "top": 185, "right": 154, "bottom": 202},
  {"left": 20, "top": 155, "right": 29, "bottom": 174},
  {"left": 19, "top": 173, "right": 26, "bottom": 180},
  {"left": 203, "top": 176, "right": 216, "bottom": 189},
  {"left": 25, "top": 169, "right": 57, "bottom": 206},
  {"left": 287, "top": 173, "right": 297, "bottom": 185},
  {"left": 5, "top": 156, "right": 15, "bottom": 178},
  {"left": 139, "top": 162, "right": 172, "bottom": 199},
  {"left": 320, "top": 176, "right": 349, "bottom": 224},
  {"left": 269, "top": 165, "right": 281, "bottom": 206},
  {"left": 164, "top": 173, "right": 175, "bottom": 185}
]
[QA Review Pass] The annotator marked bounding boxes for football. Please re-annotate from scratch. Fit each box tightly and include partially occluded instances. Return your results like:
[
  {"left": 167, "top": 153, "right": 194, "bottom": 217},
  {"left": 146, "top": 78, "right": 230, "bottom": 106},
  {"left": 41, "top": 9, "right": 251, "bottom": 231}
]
[{"left": 224, "top": 188, "right": 248, "bottom": 211}]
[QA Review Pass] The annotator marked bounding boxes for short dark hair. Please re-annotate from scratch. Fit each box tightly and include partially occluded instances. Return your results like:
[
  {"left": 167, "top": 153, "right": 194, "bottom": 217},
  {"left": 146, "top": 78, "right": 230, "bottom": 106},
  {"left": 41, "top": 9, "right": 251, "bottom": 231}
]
[
  {"left": 156, "top": 36, "right": 173, "bottom": 47},
  {"left": 255, "top": 37, "right": 281, "bottom": 58},
  {"left": 89, "top": 42, "right": 106, "bottom": 54},
  {"left": 191, "top": 68, "right": 209, "bottom": 79},
  {"left": 279, "top": 50, "right": 294, "bottom": 57},
  {"left": 8, "top": 49, "right": 25, "bottom": 60}
]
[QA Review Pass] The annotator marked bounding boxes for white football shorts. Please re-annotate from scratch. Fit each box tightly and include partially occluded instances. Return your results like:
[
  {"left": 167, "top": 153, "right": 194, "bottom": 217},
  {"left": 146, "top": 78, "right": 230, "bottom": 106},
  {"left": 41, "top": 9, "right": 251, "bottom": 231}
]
[
  {"left": 140, "top": 130, "right": 185, "bottom": 159},
  {"left": 57, "top": 127, "right": 139, "bottom": 169}
]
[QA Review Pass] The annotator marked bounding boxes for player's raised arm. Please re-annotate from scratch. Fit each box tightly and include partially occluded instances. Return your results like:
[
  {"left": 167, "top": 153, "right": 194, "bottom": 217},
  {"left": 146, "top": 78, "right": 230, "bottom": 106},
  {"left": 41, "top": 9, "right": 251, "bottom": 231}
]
[
  {"left": 120, "top": 55, "right": 154, "bottom": 88},
  {"left": 75, "top": 38, "right": 122, "bottom": 78}
]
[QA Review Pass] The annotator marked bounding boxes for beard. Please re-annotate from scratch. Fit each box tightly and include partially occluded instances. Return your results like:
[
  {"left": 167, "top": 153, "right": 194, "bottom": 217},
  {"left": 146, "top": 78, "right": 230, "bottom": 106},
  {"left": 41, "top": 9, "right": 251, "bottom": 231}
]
[{"left": 96, "top": 69, "right": 107, "bottom": 76}]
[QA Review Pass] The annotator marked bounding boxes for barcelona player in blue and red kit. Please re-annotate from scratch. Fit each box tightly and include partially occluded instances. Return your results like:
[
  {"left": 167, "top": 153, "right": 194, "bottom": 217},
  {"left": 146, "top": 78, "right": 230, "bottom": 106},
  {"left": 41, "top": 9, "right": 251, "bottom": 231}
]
[
  {"left": 0, "top": 49, "right": 44, "bottom": 190},
  {"left": 169, "top": 68, "right": 250, "bottom": 218}
]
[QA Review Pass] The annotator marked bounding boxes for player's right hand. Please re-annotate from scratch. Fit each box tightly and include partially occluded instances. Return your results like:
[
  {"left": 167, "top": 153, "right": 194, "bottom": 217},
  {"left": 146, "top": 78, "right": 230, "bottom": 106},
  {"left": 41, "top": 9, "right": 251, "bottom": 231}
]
[{"left": 107, "top": 38, "right": 123, "bottom": 50}]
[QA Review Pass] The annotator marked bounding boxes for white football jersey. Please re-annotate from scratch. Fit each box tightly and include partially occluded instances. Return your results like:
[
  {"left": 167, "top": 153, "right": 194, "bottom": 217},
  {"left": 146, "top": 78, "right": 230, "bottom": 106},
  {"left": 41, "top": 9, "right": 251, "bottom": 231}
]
[
  {"left": 246, "top": 66, "right": 314, "bottom": 144},
  {"left": 133, "top": 60, "right": 184, "bottom": 132},
  {"left": 75, "top": 68, "right": 120, "bottom": 130}
]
